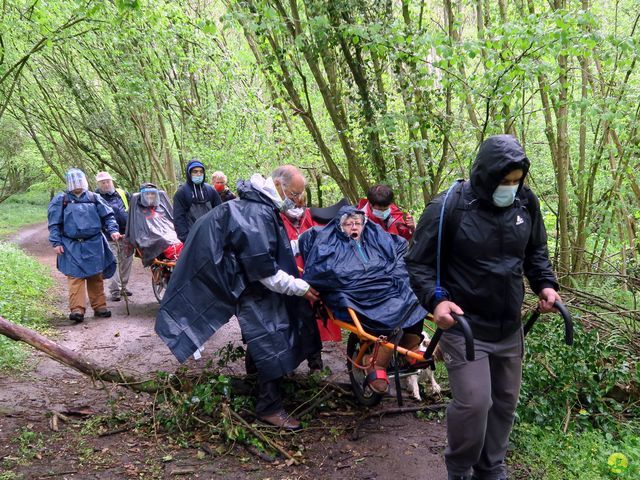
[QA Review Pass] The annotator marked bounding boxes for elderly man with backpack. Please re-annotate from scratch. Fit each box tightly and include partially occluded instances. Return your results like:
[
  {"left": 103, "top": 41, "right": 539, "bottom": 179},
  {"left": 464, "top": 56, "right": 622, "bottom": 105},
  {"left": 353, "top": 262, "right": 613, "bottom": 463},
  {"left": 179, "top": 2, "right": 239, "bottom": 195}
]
[
  {"left": 48, "top": 168, "right": 121, "bottom": 323},
  {"left": 95, "top": 171, "right": 133, "bottom": 301},
  {"left": 406, "top": 135, "right": 562, "bottom": 480}
]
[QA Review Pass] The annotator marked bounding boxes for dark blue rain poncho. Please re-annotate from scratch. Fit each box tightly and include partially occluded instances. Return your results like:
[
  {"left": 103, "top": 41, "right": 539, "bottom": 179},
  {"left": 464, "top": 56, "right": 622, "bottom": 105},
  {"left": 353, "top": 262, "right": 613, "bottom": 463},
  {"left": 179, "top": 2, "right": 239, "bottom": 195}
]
[
  {"left": 155, "top": 179, "right": 320, "bottom": 381},
  {"left": 299, "top": 206, "right": 427, "bottom": 335},
  {"left": 48, "top": 191, "right": 118, "bottom": 279}
]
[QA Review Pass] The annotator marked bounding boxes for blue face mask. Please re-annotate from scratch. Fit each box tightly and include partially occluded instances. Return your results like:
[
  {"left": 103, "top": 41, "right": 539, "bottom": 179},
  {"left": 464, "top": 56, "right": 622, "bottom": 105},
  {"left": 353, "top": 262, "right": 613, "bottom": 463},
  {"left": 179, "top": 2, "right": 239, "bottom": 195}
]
[
  {"left": 372, "top": 208, "right": 391, "bottom": 220},
  {"left": 492, "top": 184, "right": 518, "bottom": 207},
  {"left": 191, "top": 174, "right": 204, "bottom": 185}
]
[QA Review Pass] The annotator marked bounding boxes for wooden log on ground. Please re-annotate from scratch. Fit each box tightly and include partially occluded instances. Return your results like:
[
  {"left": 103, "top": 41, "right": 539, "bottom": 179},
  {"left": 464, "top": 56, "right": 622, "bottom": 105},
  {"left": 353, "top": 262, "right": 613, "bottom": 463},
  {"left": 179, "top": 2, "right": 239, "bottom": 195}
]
[{"left": 0, "top": 315, "right": 160, "bottom": 393}]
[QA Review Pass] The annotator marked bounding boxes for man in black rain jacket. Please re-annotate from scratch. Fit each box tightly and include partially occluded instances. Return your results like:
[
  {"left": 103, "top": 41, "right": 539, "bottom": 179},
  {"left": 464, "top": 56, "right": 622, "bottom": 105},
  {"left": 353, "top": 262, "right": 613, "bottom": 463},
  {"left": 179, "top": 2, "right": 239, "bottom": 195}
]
[
  {"left": 155, "top": 172, "right": 321, "bottom": 430},
  {"left": 172, "top": 159, "right": 221, "bottom": 242},
  {"left": 406, "top": 135, "right": 561, "bottom": 480}
]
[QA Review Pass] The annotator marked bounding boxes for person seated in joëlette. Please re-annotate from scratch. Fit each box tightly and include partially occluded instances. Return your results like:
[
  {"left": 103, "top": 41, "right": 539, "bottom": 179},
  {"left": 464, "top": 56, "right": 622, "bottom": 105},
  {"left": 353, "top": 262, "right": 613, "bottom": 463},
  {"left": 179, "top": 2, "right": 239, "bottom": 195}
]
[
  {"left": 125, "top": 183, "right": 183, "bottom": 266},
  {"left": 298, "top": 206, "right": 428, "bottom": 394},
  {"left": 357, "top": 184, "right": 415, "bottom": 241}
]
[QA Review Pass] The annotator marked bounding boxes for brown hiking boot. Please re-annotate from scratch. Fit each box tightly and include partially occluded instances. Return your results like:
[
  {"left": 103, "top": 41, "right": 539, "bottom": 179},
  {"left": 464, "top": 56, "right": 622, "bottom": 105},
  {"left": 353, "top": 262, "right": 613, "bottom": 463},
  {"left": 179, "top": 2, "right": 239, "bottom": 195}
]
[{"left": 258, "top": 410, "right": 301, "bottom": 431}]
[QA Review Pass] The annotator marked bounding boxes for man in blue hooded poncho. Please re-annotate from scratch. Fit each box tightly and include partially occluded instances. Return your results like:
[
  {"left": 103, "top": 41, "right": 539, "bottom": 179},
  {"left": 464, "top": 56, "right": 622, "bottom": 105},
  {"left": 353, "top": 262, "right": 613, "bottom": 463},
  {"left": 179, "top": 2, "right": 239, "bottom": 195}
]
[
  {"left": 298, "top": 206, "right": 428, "bottom": 394},
  {"left": 156, "top": 172, "right": 321, "bottom": 430},
  {"left": 48, "top": 168, "right": 121, "bottom": 323}
]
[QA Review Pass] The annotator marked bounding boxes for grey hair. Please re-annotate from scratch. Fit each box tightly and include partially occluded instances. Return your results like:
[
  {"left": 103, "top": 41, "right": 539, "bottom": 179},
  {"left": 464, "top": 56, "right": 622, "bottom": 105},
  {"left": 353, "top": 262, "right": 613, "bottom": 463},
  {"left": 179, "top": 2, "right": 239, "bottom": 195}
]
[
  {"left": 271, "top": 165, "right": 305, "bottom": 188},
  {"left": 211, "top": 171, "right": 227, "bottom": 183},
  {"left": 339, "top": 212, "right": 365, "bottom": 227}
]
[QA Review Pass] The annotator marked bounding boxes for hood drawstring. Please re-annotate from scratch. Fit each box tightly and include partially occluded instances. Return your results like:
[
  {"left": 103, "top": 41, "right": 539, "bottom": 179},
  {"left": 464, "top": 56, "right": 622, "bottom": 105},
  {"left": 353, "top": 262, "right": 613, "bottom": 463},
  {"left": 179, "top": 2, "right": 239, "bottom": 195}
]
[{"left": 191, "top": 183, "right": 206, "bottom": 202}]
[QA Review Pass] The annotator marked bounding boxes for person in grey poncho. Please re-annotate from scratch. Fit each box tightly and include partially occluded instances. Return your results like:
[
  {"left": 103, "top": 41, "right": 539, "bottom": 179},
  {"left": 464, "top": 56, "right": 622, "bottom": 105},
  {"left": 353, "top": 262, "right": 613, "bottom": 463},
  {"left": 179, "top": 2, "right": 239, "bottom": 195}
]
[{"left": 125, "top": 183, "right": 184, "bottom": 266}]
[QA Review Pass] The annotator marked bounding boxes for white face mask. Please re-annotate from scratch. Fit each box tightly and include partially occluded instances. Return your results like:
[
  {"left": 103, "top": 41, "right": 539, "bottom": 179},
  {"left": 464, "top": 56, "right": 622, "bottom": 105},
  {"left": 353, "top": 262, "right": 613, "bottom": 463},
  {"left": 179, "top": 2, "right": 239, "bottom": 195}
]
[
  {"left": 285, "top": 207, "right": 305, "bottom": 220},
  {"left": 492, "top": 184, "right": 518, "bottom": 207}
]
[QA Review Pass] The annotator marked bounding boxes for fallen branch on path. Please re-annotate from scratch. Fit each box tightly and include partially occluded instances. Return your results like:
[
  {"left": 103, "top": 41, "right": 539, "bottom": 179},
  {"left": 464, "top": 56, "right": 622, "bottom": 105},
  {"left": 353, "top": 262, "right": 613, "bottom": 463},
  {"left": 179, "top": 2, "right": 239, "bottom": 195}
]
[
  {"left": 0, "top": 314, "right": 357, "bottom": 404},
  {"left": 224, "top": 404, "right": 299, "bottom": 465},
  {"left": 0, "top": 315, "right": 160, "bottom": 393}
]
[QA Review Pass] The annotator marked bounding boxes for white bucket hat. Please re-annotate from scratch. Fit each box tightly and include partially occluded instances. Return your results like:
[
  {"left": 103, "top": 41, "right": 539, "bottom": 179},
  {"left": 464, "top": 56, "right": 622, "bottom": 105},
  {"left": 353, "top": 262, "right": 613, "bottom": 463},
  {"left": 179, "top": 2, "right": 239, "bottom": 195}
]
[{"left": 95, "top": 171, "right": 113, "bottom": 182}]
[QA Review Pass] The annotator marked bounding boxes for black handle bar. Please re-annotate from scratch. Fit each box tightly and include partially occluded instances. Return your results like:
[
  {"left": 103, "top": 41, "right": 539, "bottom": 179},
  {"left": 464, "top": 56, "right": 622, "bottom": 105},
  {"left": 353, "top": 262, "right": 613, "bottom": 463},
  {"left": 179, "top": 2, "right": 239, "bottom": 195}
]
[
  {"left": 523, "top": 301, "right": 573, "bottom": 346},
  {"left": 423, "top": 313, "right": 475, "bottom": 363}
]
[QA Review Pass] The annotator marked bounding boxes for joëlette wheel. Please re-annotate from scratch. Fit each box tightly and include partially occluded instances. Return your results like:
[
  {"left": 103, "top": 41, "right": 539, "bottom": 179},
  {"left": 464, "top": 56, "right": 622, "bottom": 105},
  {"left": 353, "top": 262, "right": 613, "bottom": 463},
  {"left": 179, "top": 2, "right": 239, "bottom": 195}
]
[
  {"left": 346, "top": 332, "right": 384, "bottom": 407},
  {"left": 151, "top": 265, "right": 166, "bottom": 303}
]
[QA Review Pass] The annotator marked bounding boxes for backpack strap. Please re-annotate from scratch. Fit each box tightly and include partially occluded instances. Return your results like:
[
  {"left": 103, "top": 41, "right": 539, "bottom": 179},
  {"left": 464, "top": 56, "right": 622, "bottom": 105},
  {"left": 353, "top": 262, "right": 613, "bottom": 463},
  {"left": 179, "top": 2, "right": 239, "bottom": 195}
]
[
  {"left": 435, "top": 179, "right": 465, "bottom": 301},
  {"left": 62, "top": 191, "right": 98, "bottom": 209},
  {"left": 516, "top": 185, "right": 537, "bottom": 221}
]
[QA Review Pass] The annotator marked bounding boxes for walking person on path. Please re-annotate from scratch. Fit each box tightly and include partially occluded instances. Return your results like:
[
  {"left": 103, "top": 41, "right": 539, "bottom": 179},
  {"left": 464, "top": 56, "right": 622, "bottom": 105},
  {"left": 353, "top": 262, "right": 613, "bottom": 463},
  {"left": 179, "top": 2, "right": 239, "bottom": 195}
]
[
  {"left": 173, "top": 159, "right": 222, "bottom": 242},
  {"left": 48, "top": 168, "right": 122, "bottom": 323},
  {"left": 406, "top": 135, "right": 562, "bottom": 480},
  {"left": 95, "top": 171, "right": 133, "bottom": 301}
]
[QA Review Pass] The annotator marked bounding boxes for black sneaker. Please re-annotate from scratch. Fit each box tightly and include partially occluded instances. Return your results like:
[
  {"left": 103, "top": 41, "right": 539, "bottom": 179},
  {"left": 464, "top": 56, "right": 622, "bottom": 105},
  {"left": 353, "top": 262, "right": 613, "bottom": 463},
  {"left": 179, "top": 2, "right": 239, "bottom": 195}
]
[
  {"left": 124, "top": 289, "right": 133, "bottom": 296},
  {"left": 94, "top": 309, "right": 112, "bottom": 318},
  {"left": 69, "top": 312, "right": 84, "bottom": 323},
  {"left": 111, "top": 293, "right": 121, "bottom": 301}
]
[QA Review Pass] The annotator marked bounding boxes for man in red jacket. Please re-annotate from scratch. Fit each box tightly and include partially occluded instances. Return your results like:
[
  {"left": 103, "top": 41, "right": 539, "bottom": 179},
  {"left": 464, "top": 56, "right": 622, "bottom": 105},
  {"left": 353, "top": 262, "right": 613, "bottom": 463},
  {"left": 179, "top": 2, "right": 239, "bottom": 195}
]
[{"left": 357, "top": 184, "right": 415, "bottom": 240}]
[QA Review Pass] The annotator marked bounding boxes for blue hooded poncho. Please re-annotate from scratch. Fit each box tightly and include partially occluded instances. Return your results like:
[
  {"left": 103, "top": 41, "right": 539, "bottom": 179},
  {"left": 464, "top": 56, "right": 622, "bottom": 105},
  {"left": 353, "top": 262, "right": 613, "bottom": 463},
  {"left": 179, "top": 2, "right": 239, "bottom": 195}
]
[{"left": 299, "top": 206, "right": 427, "bottom": 335}]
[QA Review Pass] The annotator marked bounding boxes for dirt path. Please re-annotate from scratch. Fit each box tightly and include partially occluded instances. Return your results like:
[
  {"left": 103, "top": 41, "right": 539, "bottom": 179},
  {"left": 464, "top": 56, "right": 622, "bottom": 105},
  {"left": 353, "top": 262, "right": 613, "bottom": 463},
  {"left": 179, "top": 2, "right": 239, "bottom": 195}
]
[{"left": 0, "top": 223, "right": 448, "bottom": 479}]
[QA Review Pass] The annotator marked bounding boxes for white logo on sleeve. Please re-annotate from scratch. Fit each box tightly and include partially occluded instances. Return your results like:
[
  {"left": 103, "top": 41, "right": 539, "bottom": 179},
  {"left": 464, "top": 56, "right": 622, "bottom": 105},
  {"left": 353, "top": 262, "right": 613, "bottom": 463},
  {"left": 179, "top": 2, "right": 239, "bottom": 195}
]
[{"left": 516, "top": 215, "right": 524, "bottom": 225}]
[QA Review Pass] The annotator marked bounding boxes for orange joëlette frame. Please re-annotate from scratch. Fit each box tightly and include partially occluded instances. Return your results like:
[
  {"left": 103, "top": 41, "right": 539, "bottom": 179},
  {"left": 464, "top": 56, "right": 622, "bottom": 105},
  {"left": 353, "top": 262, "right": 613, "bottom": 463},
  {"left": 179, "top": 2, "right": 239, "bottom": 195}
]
[
  {"left": 135, "top": 247, "right": 176, "bottom": 268},
  {"left": 324, "top": 306, "right": 434, "bottom": 364}
]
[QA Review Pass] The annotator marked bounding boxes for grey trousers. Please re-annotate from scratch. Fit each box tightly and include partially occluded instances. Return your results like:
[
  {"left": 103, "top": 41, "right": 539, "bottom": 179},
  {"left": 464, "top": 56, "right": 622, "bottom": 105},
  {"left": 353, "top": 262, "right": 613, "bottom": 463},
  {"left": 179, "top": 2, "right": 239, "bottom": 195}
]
[
  {"left": 440, "top": 328, "right": 523, "bottom": 480},
  {"left": 107, "top": 241, "right": 133, "bottom": 295}
]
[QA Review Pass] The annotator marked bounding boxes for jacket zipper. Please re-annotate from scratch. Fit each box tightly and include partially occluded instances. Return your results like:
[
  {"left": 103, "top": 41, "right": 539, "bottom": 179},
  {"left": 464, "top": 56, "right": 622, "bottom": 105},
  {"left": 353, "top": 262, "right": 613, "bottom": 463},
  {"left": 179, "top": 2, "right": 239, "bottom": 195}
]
[{"left": 499, "top": 209, "right": 507, "bottom": 337}]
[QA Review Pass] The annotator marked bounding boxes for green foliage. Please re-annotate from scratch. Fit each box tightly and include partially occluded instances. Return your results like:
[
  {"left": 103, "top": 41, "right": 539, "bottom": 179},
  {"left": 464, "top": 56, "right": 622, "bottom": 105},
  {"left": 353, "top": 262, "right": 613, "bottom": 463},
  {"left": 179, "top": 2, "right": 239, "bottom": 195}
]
[
  {"left": 12, "top": 425, "right": 45, "bottom": 461},
  {"left": 515, "top": 305, "right": 639, "bottom": 479},
  {"left": 0, "top": 190, "right": 49, "bottom": 235},
  {"left": 214, "top": 343, "right": 246, "bottom": 368},
  {"left": 520, "top": 319, "right": 636, "bottom": 432},
  {"left": 0, "top": 119, "right": 46, "bottom": 203},
  {"left": 512, "top": 421, "right": 640, "bottom": 479},
  {"left": 0, "top": 242, "right": 54, "bottom": 370}
]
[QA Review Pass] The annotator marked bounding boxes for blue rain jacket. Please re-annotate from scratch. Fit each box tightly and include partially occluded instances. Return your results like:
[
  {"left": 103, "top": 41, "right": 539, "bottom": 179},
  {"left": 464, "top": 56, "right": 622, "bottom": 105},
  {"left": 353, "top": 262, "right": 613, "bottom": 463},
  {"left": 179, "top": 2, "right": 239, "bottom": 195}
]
[
  {"left": 48, "top": 191, "right": 118, "bottom": 279},
  {"left": 299, "top": 206, "right": 427, "bottom": 335}
]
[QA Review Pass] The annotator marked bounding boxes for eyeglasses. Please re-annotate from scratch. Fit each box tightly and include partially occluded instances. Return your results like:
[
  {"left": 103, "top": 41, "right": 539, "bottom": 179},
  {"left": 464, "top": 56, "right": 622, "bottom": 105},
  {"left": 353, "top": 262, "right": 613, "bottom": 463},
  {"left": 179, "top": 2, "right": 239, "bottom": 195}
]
[
  {"left": 342, "top": 221, "right": 363, "bottom": 228},
  {"left": 285, "top": 189, "right": 304, "bottom": 200}
]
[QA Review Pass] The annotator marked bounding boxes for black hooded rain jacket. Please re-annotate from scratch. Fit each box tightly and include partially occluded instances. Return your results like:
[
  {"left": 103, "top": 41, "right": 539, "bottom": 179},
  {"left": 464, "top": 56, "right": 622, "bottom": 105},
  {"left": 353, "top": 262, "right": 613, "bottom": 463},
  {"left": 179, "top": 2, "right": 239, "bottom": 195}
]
[
  {"left": 173, "top": 160, "right": 222, "bottom": 242},
  {"left": 406, "top": 135, "right": 559, "bottom": 342}
]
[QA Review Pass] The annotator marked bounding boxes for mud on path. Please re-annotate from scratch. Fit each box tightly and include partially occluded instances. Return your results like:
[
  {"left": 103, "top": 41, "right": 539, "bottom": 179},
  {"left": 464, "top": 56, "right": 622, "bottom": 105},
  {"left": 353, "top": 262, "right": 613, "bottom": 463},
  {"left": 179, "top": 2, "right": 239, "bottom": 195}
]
[{"left": 0, "top": 223, "right": 448, "bottom": 479}]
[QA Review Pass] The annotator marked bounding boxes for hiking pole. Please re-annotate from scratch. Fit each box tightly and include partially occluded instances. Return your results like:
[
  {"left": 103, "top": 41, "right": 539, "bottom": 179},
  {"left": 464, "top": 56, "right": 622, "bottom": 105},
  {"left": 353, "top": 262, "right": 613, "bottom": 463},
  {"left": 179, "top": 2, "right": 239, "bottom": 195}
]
[{"left": 115, "top": 239, "right": 130, "bottom": 316}]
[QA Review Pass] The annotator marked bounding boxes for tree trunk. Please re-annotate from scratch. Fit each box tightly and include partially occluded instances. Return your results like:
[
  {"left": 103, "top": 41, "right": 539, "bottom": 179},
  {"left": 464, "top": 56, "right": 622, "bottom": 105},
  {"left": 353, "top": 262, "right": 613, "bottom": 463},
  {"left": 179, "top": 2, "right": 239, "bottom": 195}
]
[{"left": 0, "top": 316, "right": 160, "bottom": 394}]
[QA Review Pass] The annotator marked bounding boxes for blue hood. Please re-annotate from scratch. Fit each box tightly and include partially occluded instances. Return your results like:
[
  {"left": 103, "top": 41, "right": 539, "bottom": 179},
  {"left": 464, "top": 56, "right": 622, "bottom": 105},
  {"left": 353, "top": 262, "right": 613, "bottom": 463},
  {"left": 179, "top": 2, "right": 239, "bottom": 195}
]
[{"left": 186, "top": 159, "right": 206, "bottom": 185}]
